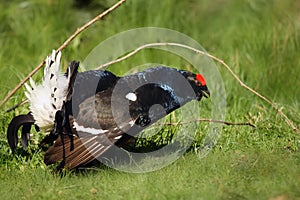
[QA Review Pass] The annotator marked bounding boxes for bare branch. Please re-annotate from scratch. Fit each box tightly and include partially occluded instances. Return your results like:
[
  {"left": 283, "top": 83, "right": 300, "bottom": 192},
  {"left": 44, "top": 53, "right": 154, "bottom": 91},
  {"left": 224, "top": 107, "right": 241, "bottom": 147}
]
[
  {"left": 0, "top": 0, "right": 126, "bottom": 108},
  {"left": 163, "top": 118, "right": 256, "bottom": 128},
  {"left": 3, "top": 19, "right": 298, "bottom": 133},
  {"left": 96, "top": 42, "right": 298, "bottom": 132},
  {"left": 5, "top": 99, "right": 28, "bottom": 113}
]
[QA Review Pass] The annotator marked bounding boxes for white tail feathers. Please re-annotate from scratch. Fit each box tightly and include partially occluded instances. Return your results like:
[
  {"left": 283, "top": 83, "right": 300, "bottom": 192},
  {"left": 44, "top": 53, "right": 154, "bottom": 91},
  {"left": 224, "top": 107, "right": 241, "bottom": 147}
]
[{"left": 25, "top": 50, "right": 69, "bottom": 131}]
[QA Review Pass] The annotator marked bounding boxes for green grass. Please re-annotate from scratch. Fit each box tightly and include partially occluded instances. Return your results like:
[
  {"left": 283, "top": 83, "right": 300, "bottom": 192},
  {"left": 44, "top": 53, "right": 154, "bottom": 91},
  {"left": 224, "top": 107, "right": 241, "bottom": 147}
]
[{"left": 0, "top": 0, "right": 300, "bottom": 199}]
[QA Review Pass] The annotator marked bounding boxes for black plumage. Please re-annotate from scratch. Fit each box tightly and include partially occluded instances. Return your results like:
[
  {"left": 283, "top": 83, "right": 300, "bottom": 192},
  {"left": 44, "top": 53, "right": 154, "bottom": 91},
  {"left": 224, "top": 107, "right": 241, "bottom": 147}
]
[{"left": 7, "top": 63, "right": 210, "bottom": 170}]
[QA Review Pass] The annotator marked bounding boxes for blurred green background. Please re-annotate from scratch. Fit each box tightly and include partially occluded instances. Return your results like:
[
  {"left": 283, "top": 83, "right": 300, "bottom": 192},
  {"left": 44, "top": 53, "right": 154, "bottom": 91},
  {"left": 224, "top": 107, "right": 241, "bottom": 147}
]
[{"left": 0, "top": 0, "right": 299, "bottom": 199}]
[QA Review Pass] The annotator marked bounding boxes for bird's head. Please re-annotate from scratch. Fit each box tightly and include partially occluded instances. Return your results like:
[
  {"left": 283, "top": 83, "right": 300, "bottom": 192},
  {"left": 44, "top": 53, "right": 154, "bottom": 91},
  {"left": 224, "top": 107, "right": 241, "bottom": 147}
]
[{"left": 178, "top": 70, "right": 210, "bottom": 101}]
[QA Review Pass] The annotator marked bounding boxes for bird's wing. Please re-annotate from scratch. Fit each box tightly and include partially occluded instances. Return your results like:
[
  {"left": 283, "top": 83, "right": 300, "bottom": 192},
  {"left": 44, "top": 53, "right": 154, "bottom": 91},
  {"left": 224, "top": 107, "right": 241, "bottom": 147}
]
[
  {"left": 71, "top": 70, "right": 118, "bottom": 116},
  {"left": 44, "top": 134, "right": 120, "bottom": 170},
  {"left": 45, "top": 87, "right": 136, "bottom": 170}
]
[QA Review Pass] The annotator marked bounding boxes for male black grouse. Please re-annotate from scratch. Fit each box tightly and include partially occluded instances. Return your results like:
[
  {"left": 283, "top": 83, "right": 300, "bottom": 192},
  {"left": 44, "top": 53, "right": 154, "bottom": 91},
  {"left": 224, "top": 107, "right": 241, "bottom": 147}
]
[{"left": 7, "top": 50, "right": 210, "bottom": 170}]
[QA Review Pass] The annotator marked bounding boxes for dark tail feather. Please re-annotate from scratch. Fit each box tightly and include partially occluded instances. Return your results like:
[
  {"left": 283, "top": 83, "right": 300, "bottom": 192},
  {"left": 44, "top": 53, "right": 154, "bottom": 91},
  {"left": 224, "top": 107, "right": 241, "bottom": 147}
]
[
  {"left": 44, "top": 61, "right": 79, "bottom": 170},
  {"left": 65, "top": 61, "right": 79, "bottom": 101},
  {"left": 21, "top": 124, "right": 31, "bottom": 149},
  {"left": 7, "top": 113, "right": 35, "bottom": 152}
]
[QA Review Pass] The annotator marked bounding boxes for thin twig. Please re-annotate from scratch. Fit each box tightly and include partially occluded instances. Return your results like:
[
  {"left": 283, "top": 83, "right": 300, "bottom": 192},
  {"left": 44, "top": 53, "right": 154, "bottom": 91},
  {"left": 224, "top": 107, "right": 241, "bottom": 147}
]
[
  {"left": 96, "top": 42, "right": 298, "bottom": 132},
  {"left": 163, "top": 118, "right": 256, "bottom": 128},
  {"left": 5, "top": 99, "right": 28, "bottom": 113},
  {"left": 0, "top": 0, "right": 126, "bottom": 108}
]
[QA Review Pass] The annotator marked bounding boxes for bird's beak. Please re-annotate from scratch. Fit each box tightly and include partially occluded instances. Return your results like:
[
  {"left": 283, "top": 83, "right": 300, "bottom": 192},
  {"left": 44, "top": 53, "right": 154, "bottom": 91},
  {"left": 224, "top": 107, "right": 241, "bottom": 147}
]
[{"left": 202, "top": 87, "right": 210, "bottom": 98}]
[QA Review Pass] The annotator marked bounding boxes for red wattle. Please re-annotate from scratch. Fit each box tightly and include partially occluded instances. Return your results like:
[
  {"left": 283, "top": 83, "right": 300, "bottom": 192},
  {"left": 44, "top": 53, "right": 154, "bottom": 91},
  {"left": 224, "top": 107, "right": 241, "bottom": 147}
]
[{"left": 196, "top": 74, "right": 206, "bottom": 85}]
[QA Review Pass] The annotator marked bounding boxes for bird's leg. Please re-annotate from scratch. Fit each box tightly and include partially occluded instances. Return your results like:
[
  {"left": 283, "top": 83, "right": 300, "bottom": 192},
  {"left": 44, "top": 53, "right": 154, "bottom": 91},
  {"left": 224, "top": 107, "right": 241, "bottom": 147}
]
[
  {"left": 63, "top": 102, "right": 74, "bottom": 151},
  {"left": 53, "top": 101, "right": 75, "bottom": 171},
  {"left": 54, "top": 110, "right": 66, "bottom": 170},
  {"left": 56, "top": 134, "right": 66, "bottom": 172}
]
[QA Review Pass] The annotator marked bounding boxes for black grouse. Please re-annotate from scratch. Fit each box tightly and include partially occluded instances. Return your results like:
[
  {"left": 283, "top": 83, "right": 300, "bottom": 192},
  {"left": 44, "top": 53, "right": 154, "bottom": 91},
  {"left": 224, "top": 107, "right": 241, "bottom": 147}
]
[{"left": 7, "top": 50, "right": 210, "bottom": 170}]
